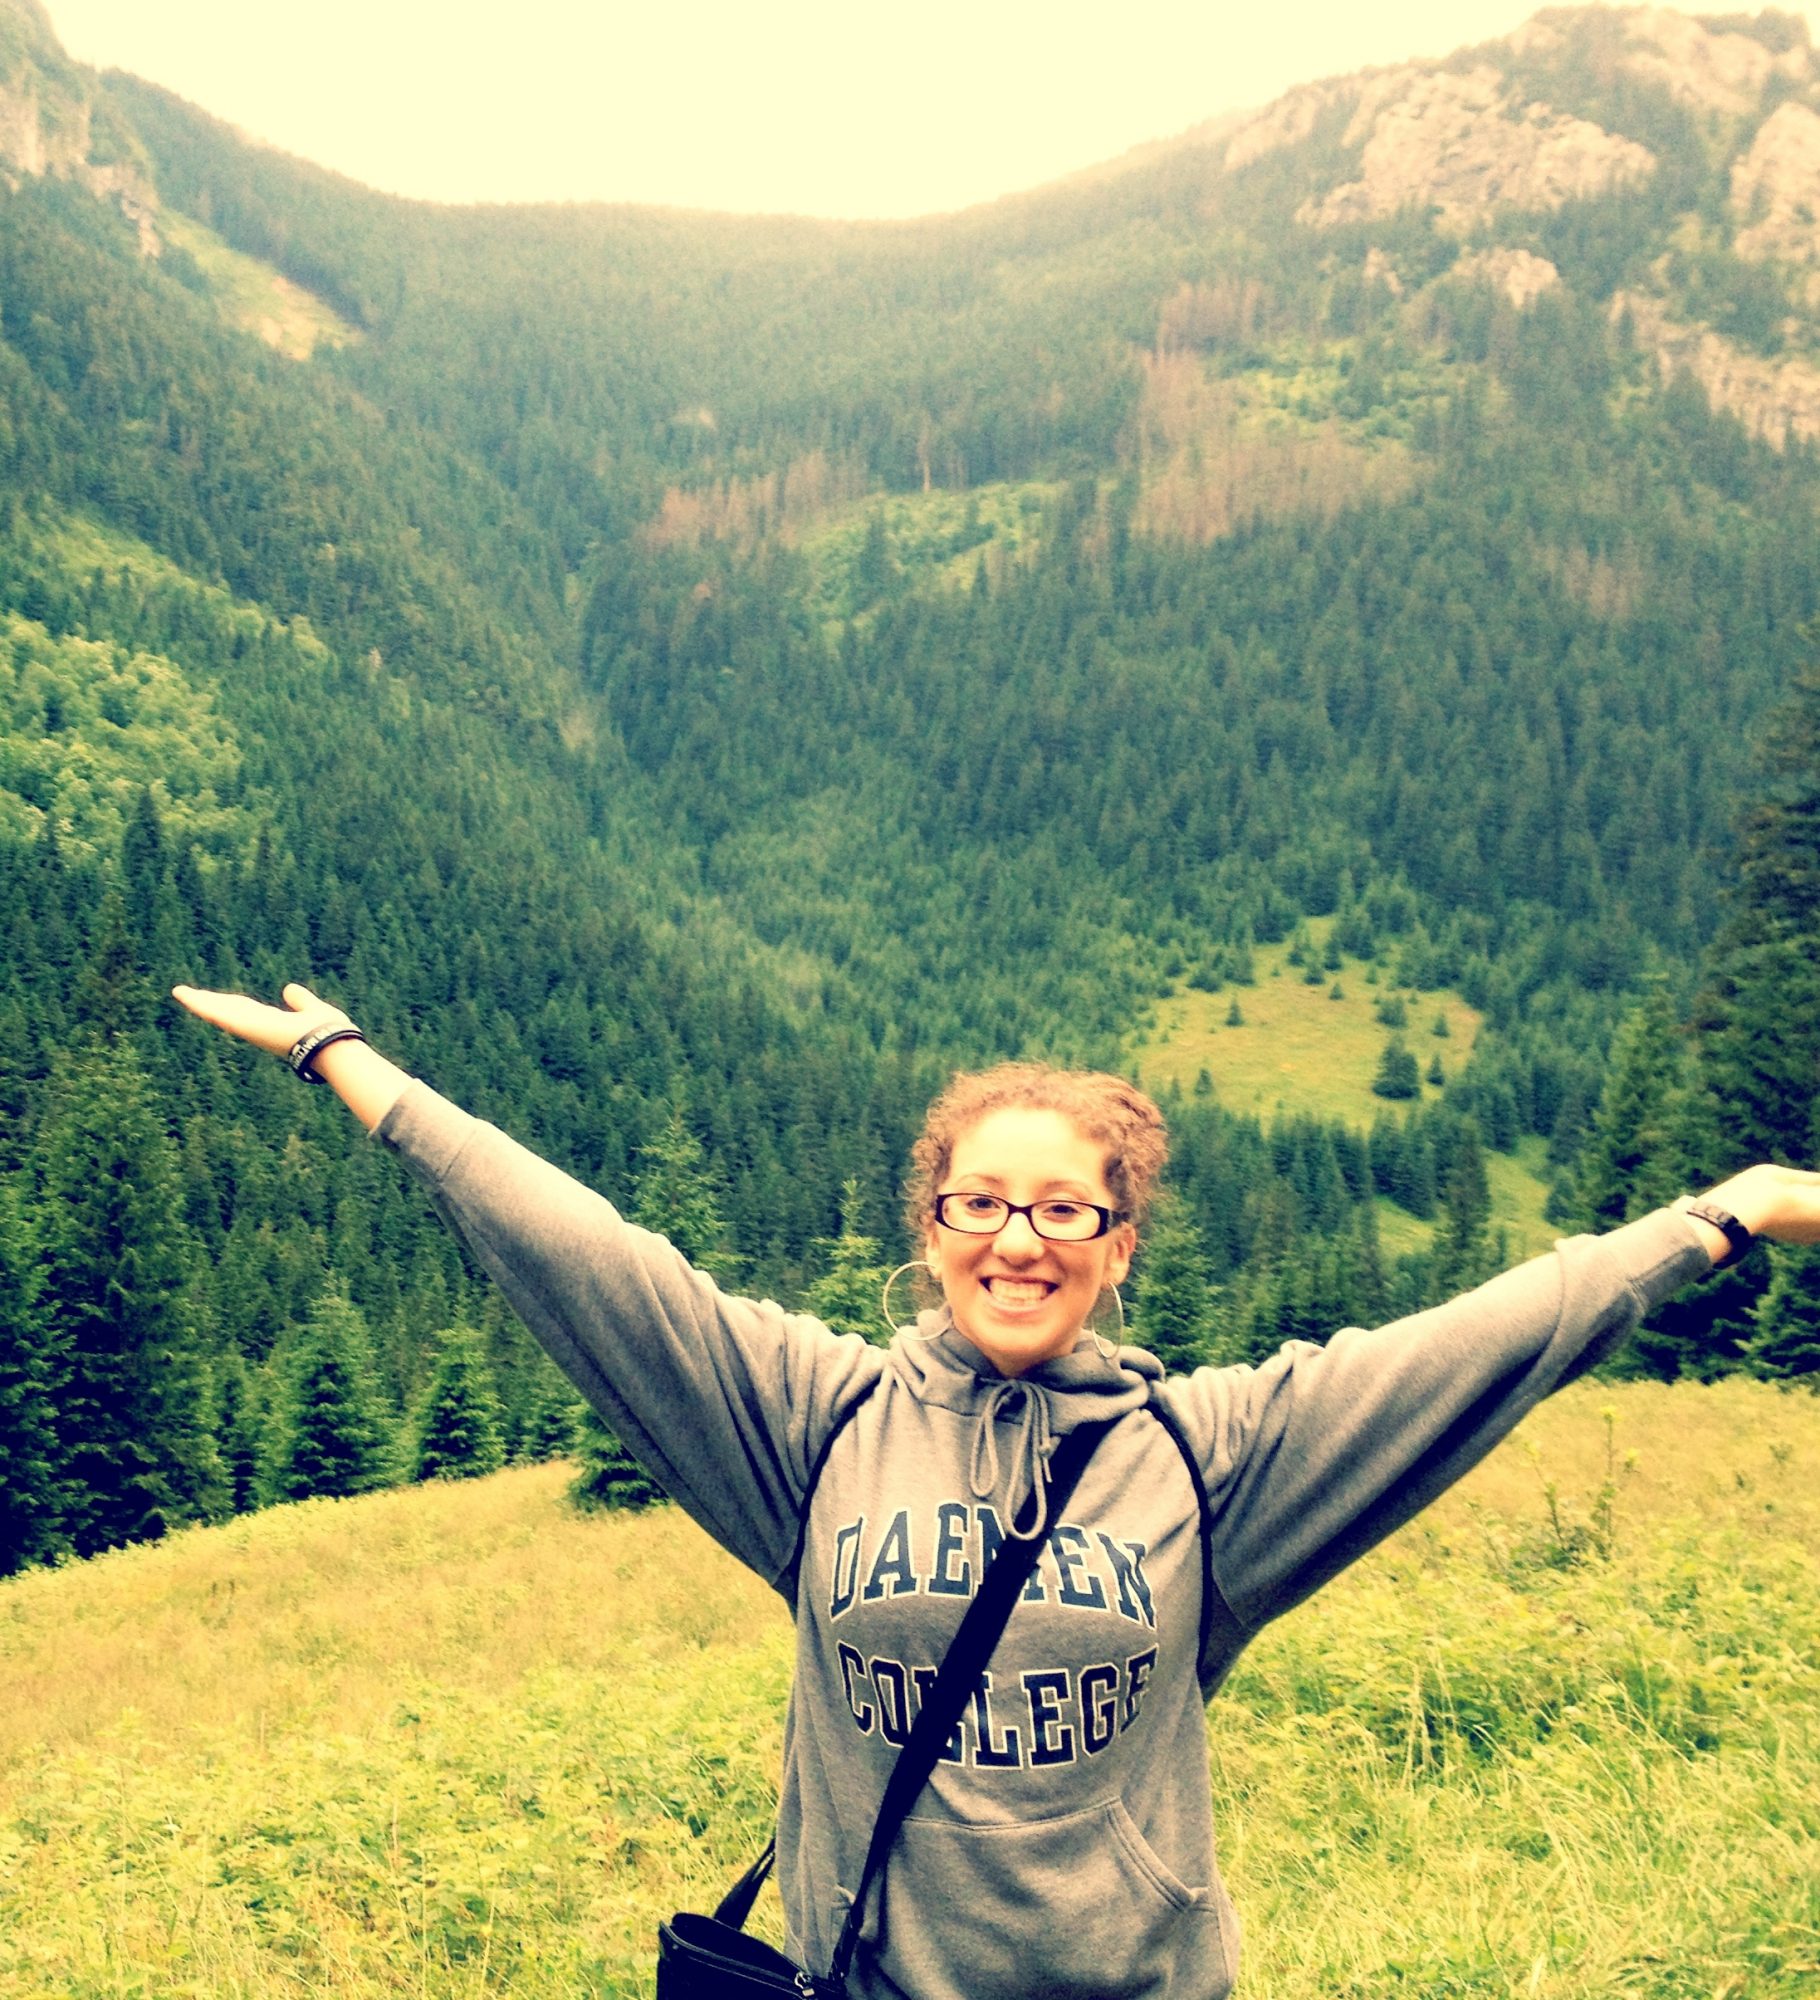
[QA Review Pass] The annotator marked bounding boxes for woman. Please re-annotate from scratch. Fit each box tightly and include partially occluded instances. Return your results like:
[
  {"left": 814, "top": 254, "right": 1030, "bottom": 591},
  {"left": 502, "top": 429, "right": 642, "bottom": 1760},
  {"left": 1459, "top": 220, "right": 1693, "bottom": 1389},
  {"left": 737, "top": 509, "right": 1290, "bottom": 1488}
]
[{"left": 172, "top": 980, "right": 1820, "bottom": 2000}]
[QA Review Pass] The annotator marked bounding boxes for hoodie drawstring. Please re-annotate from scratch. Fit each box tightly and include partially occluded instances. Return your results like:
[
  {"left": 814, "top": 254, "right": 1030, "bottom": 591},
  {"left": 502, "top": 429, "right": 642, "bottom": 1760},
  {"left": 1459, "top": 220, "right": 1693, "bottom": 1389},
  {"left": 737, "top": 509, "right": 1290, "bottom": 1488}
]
[{"left": 969, "top": 1379, "right": 1055, "bottom": 1541}]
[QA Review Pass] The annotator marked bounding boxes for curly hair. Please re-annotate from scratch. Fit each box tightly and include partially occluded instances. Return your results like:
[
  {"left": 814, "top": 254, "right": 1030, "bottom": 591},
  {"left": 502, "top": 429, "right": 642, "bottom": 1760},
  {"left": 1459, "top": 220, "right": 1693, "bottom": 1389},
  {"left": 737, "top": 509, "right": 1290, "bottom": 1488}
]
[{"left": 903, "top": 1063, "right": 1169, "bottom": 1246}]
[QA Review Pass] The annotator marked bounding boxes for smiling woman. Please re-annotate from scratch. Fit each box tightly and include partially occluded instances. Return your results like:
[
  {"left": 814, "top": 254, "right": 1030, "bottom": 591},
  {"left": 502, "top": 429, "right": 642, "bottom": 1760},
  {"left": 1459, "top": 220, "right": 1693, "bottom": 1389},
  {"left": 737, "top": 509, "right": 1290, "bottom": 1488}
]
[
  {"left": 908, "top": 1067, "right": 1160, "bottom": 1375},
  {"left": 168, "top": 978, "right": 1820, "bottom": 2000}
]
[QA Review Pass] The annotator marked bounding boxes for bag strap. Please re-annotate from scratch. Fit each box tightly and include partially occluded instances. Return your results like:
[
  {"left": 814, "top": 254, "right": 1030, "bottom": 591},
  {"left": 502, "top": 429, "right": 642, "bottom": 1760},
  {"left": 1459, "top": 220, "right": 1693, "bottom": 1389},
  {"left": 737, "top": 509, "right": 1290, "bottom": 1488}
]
[
  {"left": 1143, "top": 1399, "right": 1216, "bottom": 1670},
  {"left": 827, "top": 1418, "right": 1112, "bottom": 1984},
  {"left": 710, "top": 1381, "right": 878, "bottom": 1928},
  {"left": 710, "top": 1833, "right": 778, "bottom": 1932},
  {"left": 779, "top": 1378, "right": 879, "bottom": 1602}
]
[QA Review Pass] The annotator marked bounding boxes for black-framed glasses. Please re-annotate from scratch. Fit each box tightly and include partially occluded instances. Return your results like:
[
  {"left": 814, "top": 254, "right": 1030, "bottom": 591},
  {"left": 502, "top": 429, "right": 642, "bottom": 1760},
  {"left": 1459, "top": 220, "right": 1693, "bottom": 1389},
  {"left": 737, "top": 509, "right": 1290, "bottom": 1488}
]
[{"left": 933, "top": 1192, "right": 1124, "bottom": 1242}]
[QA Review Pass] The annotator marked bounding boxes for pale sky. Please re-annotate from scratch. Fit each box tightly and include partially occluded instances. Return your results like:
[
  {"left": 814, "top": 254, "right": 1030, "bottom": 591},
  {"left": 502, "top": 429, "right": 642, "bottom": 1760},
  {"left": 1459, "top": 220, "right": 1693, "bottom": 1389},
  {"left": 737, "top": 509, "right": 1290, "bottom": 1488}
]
[{"left": 36, "top": 1, "right": 1820, "bottom": 219}]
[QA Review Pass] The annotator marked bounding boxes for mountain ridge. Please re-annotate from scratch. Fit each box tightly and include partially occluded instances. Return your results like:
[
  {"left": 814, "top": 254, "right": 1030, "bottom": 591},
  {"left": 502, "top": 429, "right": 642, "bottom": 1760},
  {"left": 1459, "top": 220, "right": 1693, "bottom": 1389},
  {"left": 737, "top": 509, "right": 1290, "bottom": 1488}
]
[{"left": 17, "top": 5, "right": 1820, "bottom": 444}]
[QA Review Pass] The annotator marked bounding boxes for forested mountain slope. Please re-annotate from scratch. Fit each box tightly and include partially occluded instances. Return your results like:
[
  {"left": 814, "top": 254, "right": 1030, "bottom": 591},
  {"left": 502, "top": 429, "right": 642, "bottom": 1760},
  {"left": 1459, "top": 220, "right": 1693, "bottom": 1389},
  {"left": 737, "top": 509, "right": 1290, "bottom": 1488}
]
[{"left": 4, "top": 0, "right": 1820, "bottom": 1575}]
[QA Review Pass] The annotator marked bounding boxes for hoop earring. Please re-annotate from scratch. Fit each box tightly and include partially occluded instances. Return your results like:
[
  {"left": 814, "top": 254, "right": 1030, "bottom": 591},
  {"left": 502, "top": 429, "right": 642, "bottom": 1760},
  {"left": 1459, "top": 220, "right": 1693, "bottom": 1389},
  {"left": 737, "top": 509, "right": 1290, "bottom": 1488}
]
[
  {"left": 882, "top": 1260, "right": 939, "bottom": 1339},
  {"left": 1091, "top": 1284, "right": 1126, "bottom": 1362}
]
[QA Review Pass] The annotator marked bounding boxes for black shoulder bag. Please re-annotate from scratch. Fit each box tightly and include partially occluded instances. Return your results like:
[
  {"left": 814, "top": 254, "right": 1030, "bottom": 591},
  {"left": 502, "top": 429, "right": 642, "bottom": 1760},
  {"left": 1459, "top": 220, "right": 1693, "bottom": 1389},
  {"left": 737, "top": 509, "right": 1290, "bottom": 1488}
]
[{"left": 655, "top": 1416, "right": 1114, "bottom": 1999}]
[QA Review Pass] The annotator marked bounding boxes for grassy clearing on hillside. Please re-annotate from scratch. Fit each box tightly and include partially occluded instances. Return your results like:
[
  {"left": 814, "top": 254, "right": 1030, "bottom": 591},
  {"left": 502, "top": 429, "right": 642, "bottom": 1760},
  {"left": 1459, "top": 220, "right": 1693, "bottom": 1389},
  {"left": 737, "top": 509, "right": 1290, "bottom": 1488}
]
[
  {"left": 1134, "top": 927, "right": 1556, "bottom": 1258},
  {"left": 795, "top": 481, "right": 1056, "bottom": 625},
  {"left": 1135, "top": 927, "right": 1481, "bottom": 1125},
  {"left": 2, "top": 1383, "right": 1815, "bottom": 1998},
  {"left": 161, "top": 211, "right": 360, "bottom": 362},
  {"left": 1231, "top": 338, "right": 1460, "bottom": 448}
]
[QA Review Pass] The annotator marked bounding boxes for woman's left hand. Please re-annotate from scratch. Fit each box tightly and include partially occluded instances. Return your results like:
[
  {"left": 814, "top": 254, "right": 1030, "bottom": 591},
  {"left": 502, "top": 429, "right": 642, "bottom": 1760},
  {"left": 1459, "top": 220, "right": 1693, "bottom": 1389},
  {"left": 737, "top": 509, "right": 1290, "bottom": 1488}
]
[{"left": 1683, "top": 1163, "right": 1820, "bottom": 1256}]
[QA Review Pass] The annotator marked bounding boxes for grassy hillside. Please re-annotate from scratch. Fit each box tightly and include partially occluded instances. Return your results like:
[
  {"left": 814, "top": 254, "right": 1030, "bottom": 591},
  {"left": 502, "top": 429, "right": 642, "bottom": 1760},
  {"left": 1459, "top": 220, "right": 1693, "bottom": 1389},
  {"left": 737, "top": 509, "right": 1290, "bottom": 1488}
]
[
  {"left": 2, "top": 1380, "right": 1814, "bottom": 1998},
  {"left": 1134, "top": 927, "right": 1483, "bottom": 1126},
  {"left": 1133, "top": 921, "right": 1556, "bottom": 1258},
  {"left": 159, "top": 210, "right": 361, "bottom": 362}
]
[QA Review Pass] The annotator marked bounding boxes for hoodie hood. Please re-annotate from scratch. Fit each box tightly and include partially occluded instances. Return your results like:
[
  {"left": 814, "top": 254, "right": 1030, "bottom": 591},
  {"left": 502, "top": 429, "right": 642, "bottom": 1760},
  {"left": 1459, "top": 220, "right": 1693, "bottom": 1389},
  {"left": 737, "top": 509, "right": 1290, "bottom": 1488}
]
[{"left": 889, "top": 1308, "right": 1161, "bottom": 1536}]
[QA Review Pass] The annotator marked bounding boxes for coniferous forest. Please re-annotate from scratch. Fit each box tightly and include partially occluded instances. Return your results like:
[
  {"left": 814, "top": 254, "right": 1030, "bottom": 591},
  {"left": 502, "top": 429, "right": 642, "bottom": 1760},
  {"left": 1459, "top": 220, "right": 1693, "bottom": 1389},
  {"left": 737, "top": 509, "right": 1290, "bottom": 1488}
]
[{"left": 5, "top": 0, "right": 1820, "bottom": 1578}]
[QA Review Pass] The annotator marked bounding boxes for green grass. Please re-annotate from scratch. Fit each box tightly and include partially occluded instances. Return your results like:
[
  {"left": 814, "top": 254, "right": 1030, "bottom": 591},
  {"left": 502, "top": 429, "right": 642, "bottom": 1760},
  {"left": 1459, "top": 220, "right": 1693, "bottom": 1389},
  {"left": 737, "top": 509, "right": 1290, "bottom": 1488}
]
[
  {"left": 161, "top": 210, "right": 360, "bottom": 362},
  {"left": 1134, "top": 924, "right": 1556, "bottom": 1257},
  {"left": 794, "top": 480, "right": 1057, "bottom": 625},
  {"left": 2, "top": 1381, "right": 1815, "bottom": 1998},
  {"left": 1137, "top": 938, "right": 1478, "bottom": 1127}
]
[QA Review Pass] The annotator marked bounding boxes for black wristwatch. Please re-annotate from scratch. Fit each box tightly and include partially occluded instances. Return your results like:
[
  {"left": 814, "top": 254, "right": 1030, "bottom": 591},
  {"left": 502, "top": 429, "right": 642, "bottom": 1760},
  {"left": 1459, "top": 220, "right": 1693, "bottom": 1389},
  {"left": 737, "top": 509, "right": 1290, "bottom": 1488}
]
[
  {"left": 287, "top": 1022, "right": 366, "bottom": 1082},
  {"left": 1682, "top": 1199, "right": 1755, "bottom": 1271}
]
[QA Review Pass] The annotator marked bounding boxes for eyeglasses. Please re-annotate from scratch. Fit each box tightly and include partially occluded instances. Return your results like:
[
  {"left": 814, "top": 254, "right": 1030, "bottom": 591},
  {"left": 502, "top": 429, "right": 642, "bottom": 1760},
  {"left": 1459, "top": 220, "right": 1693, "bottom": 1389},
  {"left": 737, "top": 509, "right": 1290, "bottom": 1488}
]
[{"left": 933, "top": 1192, "right": 1124, "bottom": 1242}]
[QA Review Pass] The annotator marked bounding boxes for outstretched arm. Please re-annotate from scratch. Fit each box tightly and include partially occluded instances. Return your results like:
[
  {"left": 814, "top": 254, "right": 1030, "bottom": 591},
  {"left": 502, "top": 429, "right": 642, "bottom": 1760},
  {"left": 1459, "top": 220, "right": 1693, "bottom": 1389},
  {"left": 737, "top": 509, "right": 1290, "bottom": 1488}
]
[
  {"left": 171, "top": 982, "right": 411, "bottom": 1132},
  {"left": 1168, "top": 1162, "right": 1820, "bottom": 1649},
  {"left": 170, "top": 978, "right": 881, "bottom": 1584}
]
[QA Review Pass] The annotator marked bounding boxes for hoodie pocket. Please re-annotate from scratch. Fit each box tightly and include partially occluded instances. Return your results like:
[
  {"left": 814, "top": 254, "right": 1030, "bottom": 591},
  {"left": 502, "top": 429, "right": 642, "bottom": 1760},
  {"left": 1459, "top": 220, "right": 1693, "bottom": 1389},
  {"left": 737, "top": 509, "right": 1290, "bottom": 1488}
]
[{"left": 832, "top": 1797, "right": 1236, "bottom": 2000}]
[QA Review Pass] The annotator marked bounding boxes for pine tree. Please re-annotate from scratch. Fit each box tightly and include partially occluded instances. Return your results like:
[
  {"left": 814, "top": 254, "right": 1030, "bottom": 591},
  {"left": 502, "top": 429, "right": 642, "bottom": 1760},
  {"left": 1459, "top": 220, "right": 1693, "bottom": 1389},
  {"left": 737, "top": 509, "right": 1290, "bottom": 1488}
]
[
  {"left": 412, "top": 1326, "right": 507, "bottom": 1480},
  {"left": 518, "top": 1366, "right": 582, "bottom": 1461},
  {"left": 1129, "top": 1192, "right": 1214, "bottom": 1372},
  {"left": 72, "top": 889, "right": 151, "bottom": 1040},
  {"left": 0, "top": 1182, "right": 65, "bottom": 1576},
  {"left": 271, "top": 1292, "right": 394, "bottom": 1502},
  {"left": 1746, "top": 1244, "right": 1820, "bottom": 1383},
  {"left": 572, "top": 1103, "right": 733, "bottom": 1512},
  {"left": 1572, "top": 981, "right": 1694, "bottom": 1229},
  {"left": 1371, "top": 1038, "right": 1420, "bottom": 1101},
  {"left": 854, "top": 510, "right": 894, "bottom": 604},
  {"left": 1401, "top": 1120, "right": 1438, "bottom": 1218},
  {"left": 805, "top": 1179, "right": 893, "bottom": 1345},
  {"left": 1367, "top": 1112, "right": 1407, "bottom": 1205},
  {"left": 570, "top": 1406, "right": 666, "bottom": 1509},
  {"left": 212, "top": 1349, "right": 265, "bottom": 1517},
  {"left": 1432, "top": 1116, "right": 1494, "bottom": 1298},
  {"left": 632, "top": 1105, "right": 739, "bottom": 1278},
  {"left": 1694, "top": 658, "right": 1820, "bottom": 1168},
  {"left": 1336, "top": 1198, "right": 1390, "bottom": 1329},
  {"left": 32, "top": 1040, "right": 217, "bottom": 1557},
  {"left": 480, "top": 1299, "right": 579, "bottom": 1461},
  {"left": 1645, "top": 666, "right": 1820, "bottom": 1381}
]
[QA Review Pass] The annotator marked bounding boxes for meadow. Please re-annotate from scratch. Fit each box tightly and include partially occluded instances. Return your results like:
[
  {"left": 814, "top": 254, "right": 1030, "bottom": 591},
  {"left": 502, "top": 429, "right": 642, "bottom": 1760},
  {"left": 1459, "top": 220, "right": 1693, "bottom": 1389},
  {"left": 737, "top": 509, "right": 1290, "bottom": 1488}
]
[
  {"left": 1133, "top": 923, "right": 1556, "bottom": 1259},
  {"left": 158, "top": 212, "right": 361, "bottom": 363},
  {"left": 2, "top": 1380, "right": 1814, "bottom": 1999}
]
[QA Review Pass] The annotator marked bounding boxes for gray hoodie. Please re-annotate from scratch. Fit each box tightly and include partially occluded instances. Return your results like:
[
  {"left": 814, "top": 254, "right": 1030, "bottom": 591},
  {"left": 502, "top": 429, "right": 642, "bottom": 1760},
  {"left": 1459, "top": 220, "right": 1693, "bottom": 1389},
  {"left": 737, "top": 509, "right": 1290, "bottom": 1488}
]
[{"left": 377, "top": 1081, "right": 1710, "bottom": 2000}]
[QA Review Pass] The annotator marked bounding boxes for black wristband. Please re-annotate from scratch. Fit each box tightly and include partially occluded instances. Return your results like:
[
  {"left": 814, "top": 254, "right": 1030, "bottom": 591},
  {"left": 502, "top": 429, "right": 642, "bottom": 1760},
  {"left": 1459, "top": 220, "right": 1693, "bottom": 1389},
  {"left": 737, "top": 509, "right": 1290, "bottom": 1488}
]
[
  {"left": 287, "top": 1023, "right": 365, "bottom": 1082},
  {"left": 1683, "top": 1199, "right": 1754, "bottom": 1271}
]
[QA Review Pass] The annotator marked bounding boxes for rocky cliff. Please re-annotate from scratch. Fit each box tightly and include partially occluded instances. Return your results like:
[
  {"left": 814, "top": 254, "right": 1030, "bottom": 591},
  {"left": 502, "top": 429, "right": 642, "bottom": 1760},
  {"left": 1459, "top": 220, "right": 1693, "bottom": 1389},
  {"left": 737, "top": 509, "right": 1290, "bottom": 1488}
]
[
  {"left": 1293, "top": 66, "right": 1655, "bottom": 229},
  {"left": 0, "top": 1, "right": 158, "bottom": 250},
  {"left": 1210, "top": 5, "right": 1820, "bottom": 448}
]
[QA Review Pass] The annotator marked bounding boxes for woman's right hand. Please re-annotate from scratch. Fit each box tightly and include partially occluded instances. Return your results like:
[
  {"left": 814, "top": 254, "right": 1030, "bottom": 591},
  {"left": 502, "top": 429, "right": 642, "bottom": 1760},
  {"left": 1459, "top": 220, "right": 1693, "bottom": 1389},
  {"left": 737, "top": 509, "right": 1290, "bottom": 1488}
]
[
  {"left": 170, "top": 981, "right": 351, "bottom": 1059},
  {"left": 171, "top": 982, "right": 411, "bottom": 1131}
]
